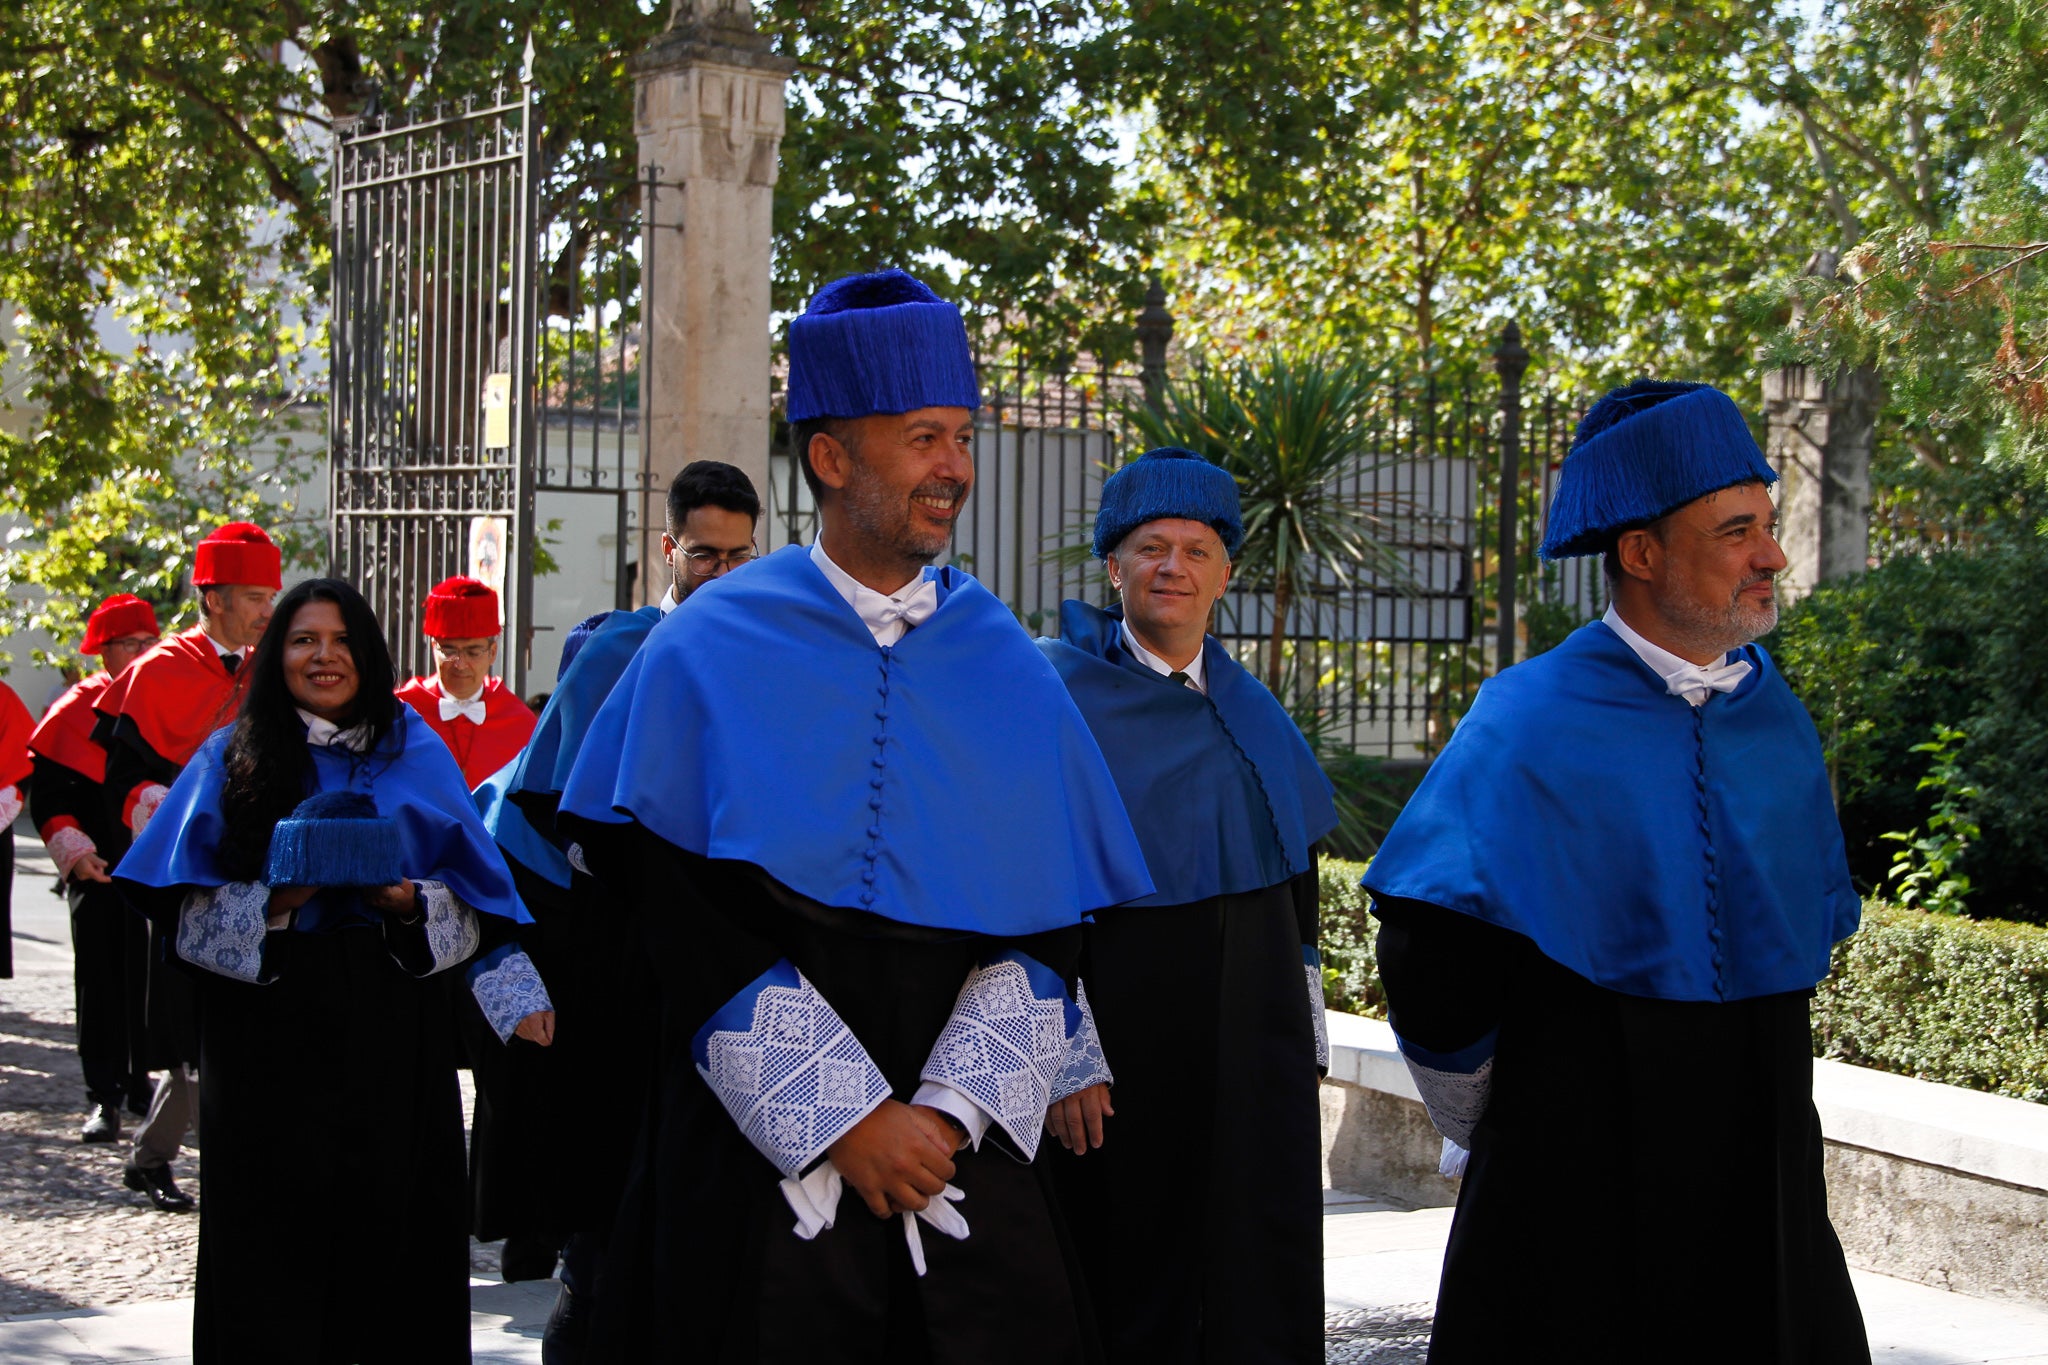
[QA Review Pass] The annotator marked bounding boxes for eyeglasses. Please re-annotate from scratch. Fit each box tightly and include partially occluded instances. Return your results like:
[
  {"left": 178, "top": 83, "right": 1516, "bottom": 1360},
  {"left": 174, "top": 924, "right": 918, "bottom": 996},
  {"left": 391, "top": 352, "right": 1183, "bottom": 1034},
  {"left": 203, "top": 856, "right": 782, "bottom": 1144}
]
[
  {"left": 682, "top": 545, "right": 759, "bottom": 576},
  {"left": 432, "top": 642, "right": 496, "bottom": 664}
]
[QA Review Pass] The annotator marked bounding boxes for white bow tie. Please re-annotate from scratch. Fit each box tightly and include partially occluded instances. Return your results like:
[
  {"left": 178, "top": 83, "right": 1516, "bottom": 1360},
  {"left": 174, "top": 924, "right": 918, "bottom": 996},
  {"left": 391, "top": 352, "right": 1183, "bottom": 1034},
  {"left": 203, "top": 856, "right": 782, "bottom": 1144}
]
[
  {"left": 877, "top": 577, "right": 940, "bottom": 631},
  {"left": 439, "top": 692, "right": 488, "bottom": 725},
  {"left": 1666, "top": 658, "right": 1752, "bottom": 705}
]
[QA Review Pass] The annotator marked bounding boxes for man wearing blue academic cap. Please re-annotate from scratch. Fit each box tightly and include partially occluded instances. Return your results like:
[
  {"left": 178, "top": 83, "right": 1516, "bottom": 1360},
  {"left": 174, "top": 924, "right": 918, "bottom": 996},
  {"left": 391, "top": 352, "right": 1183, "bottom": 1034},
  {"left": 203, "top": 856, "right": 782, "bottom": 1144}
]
[
  {"left": 557, "top": 269, "right": 1151, "bottom": 1364},
  {"left": 1365, "top": 380, "right": 1869, "bottom": 1363},
  {"left": 1036, "top": 447, "right": 1338, "bottom": 1363}
]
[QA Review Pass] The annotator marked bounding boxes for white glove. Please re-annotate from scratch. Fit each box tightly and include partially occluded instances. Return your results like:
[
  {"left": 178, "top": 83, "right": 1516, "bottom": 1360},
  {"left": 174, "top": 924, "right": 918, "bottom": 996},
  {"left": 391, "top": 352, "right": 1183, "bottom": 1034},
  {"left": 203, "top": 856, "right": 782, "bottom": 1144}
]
[
  {"left": 779, "top": 1161, "right": 970, "bottom": 1278},
  {"left": 780, "top": 1163, "right": 845, "bottom": 1241},
  {"left": 902, "top": 1183, "right": 969, "bottom": 1277}
]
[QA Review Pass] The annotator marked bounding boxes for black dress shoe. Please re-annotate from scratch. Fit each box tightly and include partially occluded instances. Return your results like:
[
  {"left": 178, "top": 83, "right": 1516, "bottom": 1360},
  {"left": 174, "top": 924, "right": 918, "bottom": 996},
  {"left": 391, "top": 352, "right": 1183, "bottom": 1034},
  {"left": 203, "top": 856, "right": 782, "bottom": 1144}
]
[
  {"left": 123, "top": 1163, "right": 195, "bottom": 1212},
  {"left": 501, "top": 1231, "right": 562, "bottom": 1283},
  {"left": 542, "top": 1283, "right": 590, "bottom": 1365},
  {"left": 81, "top": 1104, "right": 121, "bottom": 1143}
]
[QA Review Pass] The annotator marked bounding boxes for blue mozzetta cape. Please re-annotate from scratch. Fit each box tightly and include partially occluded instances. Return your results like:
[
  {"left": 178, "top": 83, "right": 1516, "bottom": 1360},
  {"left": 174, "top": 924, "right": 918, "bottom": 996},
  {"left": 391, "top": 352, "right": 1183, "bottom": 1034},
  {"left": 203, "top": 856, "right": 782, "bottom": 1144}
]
[
  {"left": 1364, "top": 621, "right": 1859, "bottom": 1003},
  {"left": 1038, "top": 600, "right": 1337, "bottom": 907},
  {"left": 485, "top": 604, "right": 662, "bottom": 888},
  {"left": 560, "top": 545, "right": 1152, "bottom": 935},
  {"left": 119, "top": 705, "right": 527, "bottom": 931}
]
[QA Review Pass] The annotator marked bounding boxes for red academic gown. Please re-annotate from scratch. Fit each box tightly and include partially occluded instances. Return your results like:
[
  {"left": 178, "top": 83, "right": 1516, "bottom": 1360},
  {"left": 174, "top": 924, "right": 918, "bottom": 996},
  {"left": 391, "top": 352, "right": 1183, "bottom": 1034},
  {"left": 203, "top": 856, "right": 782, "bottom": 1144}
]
[
  {"left": 394, "top": 676, "right": 537, "bottom": 789},
  {"left": 0, "top": 682, "right": 32, "bottom": 978},
  {"left": 92, "top": 628, "right": 249, "bottom": 1066}
]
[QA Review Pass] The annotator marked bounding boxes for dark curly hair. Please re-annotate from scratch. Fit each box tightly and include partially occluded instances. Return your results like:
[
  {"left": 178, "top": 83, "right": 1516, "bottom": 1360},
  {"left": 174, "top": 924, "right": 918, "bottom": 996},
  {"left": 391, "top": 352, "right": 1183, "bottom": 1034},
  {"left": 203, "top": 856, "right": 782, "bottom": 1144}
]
[{"left": 216, "top": 578, "right": 398, "bottom": 881}]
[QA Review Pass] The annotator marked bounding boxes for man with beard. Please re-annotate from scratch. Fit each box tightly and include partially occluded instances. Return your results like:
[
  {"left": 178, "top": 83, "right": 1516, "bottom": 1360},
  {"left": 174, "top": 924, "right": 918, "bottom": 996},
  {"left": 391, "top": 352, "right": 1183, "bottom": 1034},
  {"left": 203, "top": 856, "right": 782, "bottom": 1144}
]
[
  {"left": 93, "top": 522, "right": 280, "bottom": 1212},
  {"left": 467, "top": 460, "right": 760, "bottom": 1362},
  {"left": 1365, "top": 380, "right": 1869, "bottom": 1363},
  {"left": 559, "top": 269, "right": 1150, "bottom": 1364},
  {"left": 28, "top": 594, "right": 163, "bottom": 1141}
]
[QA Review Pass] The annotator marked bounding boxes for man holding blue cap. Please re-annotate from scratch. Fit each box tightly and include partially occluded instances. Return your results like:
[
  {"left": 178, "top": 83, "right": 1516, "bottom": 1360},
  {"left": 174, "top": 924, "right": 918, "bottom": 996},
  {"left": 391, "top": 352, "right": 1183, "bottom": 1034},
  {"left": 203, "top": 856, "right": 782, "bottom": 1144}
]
[
  {"left": 558, "top": 269, "right": 1150, "bottom": 1363},
  {"left": 1365, "top": 381, "right": 1868, "bottom": 1361},
  {"left": 1037, "top": 448, "right": 1338, "bottom": 1363}
]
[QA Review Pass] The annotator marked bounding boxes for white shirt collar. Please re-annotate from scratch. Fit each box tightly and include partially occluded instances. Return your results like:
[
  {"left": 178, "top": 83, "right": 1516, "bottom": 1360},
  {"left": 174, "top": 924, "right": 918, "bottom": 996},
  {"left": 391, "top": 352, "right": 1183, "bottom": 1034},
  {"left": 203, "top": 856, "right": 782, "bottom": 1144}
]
[
  {"left": 659, "top": 583, "right": 682, "bottom": 616},
  {"left": 296, "top": 707, "right": 372, "bottom": 752},
  {"left": 1118, "top": 621, "right": 1207, "bottom": 695},
  {"left": 810, "top": 541, "right": 940, "bottom": 648},
  {"left": 1601, "top": 606, "right": 1752, "bottom": 707},
  {"left": 202, "top": 629, "right": 244, "bottom": 663}
]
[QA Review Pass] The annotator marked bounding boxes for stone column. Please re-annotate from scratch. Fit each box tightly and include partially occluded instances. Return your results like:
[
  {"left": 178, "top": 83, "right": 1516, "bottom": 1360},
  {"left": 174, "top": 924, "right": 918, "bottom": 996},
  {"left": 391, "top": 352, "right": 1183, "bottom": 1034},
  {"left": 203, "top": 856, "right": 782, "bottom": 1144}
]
[
  {"left": 1763, "top": 250, "right": 1880, "bottom": 601},
  {"left": 632, "top": 0, "right": 795, "bottom": 603}
]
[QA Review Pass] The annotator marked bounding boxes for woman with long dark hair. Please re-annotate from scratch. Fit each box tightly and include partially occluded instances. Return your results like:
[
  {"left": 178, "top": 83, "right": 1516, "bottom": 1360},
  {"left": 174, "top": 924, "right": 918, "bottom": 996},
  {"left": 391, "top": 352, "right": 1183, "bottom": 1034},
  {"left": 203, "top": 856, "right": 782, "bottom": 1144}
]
[{"left": 117, "top": 577, "right": 545, "bottom": 1363}]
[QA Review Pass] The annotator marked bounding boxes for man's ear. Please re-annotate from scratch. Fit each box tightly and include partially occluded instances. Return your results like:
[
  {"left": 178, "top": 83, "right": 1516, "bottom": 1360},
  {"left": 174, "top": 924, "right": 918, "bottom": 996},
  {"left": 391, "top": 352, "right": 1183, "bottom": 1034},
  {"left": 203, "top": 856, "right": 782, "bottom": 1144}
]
[
  {"left": 808, "top": 429, "right": 852, "bottom": 493},
  {"left": 1611, "top": 527, "right": 1660, "bottom": 584}
]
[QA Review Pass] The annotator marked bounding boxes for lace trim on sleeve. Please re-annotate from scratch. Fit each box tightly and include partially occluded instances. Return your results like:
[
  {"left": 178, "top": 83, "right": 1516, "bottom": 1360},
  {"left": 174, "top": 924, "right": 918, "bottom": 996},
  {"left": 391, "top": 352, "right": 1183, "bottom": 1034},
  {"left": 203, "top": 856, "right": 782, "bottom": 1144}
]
[
  {"left": 467, "top": 944, "right": 554, "bottom": 1043},
  {"left": 1395, "top": 1031, "right": 1496, "bottom": 1151},
  {"left": 692, "top": 961, "right": 894, "bottom": 1180},
  {"left": 1050, "top": 978, "right": 1113, "bottom": 1101},
  {"left": 1305, "top": 946, "right": 1330, "bottom": 1073},
  {"left": 919, "top": 951, "right": 1069, "bottom": 1161},
  {"left": 416, "top": 879, "right": 481, "bottom": 975},
  {"left": 175, "top": 882, "right": 275, "bottom": 984},
  {"left": 45, "top": 824, "right": 97, "bottom": 881}
]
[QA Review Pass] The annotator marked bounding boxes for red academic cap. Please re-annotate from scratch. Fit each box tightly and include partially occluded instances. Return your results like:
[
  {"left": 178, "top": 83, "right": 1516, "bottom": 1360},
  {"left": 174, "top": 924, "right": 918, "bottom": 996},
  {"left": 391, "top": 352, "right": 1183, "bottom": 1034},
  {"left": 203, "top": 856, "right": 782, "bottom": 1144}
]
[
  {"left": 423, "top": 576, "right": 501, "bottom": 639},
  {"left": 192, "top": 522, "right": 283, "bottom": 590},
  {"left": 81, "top": 594, "right": 161, "bottom": 655}
]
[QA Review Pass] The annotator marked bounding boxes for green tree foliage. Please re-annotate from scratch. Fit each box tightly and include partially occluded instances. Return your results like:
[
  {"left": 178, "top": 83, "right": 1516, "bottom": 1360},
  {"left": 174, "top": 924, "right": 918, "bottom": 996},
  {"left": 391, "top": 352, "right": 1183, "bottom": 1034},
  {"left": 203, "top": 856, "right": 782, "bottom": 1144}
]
[{"left": 1770, "top": 481, "right": 2048, "bottom": 925}]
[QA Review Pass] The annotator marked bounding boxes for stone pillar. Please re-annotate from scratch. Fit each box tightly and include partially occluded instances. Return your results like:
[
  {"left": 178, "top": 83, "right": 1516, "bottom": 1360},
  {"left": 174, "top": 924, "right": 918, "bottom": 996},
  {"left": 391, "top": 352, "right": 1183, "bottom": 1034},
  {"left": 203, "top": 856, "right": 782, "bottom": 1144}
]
[
  {"left": 1763, "top": 365, "right": 1880, "bottom": 601},
  {"left": 1763, "top": 250, "right": 1880, "bottom": 602},
  {"left": 632, "top": 0, "right": 794, "bottom": 604}
]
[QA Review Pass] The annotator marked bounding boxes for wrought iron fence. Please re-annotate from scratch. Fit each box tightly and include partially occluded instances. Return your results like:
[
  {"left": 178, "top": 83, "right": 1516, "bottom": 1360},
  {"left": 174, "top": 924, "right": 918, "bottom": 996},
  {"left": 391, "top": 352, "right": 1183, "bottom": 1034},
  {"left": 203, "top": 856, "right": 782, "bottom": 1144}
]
[{"left": 767, "top": 330, "right": 1599, "bottom": 760}]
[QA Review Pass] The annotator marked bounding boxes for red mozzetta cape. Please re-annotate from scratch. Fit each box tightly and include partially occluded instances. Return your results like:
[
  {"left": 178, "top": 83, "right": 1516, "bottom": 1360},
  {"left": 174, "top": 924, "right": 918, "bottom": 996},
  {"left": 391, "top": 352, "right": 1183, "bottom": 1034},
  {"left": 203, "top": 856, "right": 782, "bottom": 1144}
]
[
  {"left": 0, "top": 682, "right": 31, "bottom": 791},
  {"left": 94, "top": 627, "right": 248, "bottom": 773},
  {"left": 30, "top": 672, "right": 114, "bottom": 784},
  {"left": 394, "top": 675, "right": 537, "bottom": 789}
]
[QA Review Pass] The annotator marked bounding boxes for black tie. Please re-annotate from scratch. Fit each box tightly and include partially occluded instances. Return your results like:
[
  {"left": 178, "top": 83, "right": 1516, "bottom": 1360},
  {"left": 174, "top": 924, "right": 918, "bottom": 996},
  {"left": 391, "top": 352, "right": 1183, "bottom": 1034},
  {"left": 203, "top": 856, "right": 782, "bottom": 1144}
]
[
  {"left": 222, "top": 653, "right": 240, "bottom": 675},
  {"left": 1167, "top": 670, "right": 1191, "bottom": 689}
]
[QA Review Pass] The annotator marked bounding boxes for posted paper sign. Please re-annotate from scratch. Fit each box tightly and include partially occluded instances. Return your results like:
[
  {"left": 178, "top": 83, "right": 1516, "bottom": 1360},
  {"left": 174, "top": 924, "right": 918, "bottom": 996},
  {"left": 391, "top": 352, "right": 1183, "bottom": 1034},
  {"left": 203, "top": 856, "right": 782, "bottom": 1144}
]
[
  {"left": 469, "top": 517, "right": 508, "bottom": 623},
  {"left": 482, "top": 373, "right": 512, "bottom": 450}
]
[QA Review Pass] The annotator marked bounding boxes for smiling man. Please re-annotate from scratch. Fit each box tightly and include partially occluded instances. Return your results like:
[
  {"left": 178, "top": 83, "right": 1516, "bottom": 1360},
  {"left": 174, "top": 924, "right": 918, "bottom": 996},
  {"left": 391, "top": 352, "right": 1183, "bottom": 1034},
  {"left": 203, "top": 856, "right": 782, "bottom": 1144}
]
[
  {"left": 1036, "top": 447, "right": 1338, "bottom": 1363},
  {"left": 558, "top": 269, "right": 1150, "bottom": 1364},
  {"left": 1364, "top": 381, "right": 1869, "bottom": 1362}
]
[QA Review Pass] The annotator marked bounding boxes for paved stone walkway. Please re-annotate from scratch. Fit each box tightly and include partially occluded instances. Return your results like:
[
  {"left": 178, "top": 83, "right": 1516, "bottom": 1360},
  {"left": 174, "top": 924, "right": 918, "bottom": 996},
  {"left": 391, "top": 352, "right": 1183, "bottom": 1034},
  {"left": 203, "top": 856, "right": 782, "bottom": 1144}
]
[{"left": 7, "top": 834, "right": 2048, "bottom": 1362}]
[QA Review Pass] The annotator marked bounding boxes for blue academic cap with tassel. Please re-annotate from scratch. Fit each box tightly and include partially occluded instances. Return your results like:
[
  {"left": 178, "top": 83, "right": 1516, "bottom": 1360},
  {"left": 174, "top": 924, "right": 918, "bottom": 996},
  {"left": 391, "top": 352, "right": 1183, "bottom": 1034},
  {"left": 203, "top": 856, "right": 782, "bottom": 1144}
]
[
  {"left": 264, "top": 789, "right": 403, "bottom": 889},
  {"left": 1539, "top": 380, "right": 1776, "bottom": 561}
]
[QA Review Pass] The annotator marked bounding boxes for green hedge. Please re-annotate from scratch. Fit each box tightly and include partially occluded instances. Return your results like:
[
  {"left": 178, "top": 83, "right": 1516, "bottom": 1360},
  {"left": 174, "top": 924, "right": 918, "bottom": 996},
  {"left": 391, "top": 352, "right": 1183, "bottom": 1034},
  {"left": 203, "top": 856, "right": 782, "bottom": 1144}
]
[
  {"left": 1318, "top": 859, "right": 2048, "bottom": 1104},
  {"left": 1815, "top": 902, "right": 2048, "bottom": 1104}
]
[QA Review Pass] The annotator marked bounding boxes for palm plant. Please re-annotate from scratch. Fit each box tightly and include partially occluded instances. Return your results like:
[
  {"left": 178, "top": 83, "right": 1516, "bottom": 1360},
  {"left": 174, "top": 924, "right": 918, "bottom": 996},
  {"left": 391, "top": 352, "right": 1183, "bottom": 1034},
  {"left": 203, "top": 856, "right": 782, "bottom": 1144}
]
[{"left": 1120, "top": 351, "right": 1418, "bottom": 691}]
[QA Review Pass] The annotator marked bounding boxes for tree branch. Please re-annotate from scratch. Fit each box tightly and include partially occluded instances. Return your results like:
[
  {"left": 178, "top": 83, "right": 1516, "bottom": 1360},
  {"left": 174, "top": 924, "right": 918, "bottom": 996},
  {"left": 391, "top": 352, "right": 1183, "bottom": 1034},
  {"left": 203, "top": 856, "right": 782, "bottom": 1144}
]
[{"left": 136, "top": 61, "right": 309, "bottom": 213}]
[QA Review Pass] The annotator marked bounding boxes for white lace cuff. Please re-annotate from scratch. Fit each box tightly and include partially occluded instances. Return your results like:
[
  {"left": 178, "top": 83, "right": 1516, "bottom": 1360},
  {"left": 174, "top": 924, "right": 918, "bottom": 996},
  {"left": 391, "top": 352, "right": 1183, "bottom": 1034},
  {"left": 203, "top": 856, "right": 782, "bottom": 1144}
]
[
  {"left": 129, "top": 782, "right": 170, "bottom": 834},
  {"left": 919, "top": 951, "right": 1070, "bottom": 1161},
  {"left": 45, "top": 824, "right": 98, "bottom": 880},
  {"left": 1050, "top": 979, "right": 1112, "bottom": 1101},
  {"left": 692, "top": 961, "right": 894, "bottom": 1179},
  {"left": 566, "top": 841, "right": 590, "bottom": 875},
  {"left": 1395, "top": 1031, "right": 1496, "bottom": 1151},
  {"left": 414, "top": 880, "right": 482, "bottom": 976},
  {"left": 176, "top": 882, "right": 277, "bottom": 984},
  {"left": 0, "top": 785, "right": 20, "bottom": 827},
  {"left": 467, "top": 945, "right": 554, "bottom": 1043},
  {"left": 1305, "top": 946, "right": 1330, "bottom": 1072}
]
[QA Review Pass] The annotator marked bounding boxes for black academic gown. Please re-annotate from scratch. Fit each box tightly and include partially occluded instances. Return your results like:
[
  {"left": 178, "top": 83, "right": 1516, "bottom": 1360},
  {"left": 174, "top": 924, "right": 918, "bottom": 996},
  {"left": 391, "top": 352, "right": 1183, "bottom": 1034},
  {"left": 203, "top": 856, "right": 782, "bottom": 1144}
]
[
  {"left": 464, "top": 851, "right": 656, "bottom": 1249},
  {"left": 573, "top": 825, "right": 1101, "bottom": 1365},
  {"left": 1051, "top": 871, "right": 1327, "bottom": 1364},
  {"left": 183, "top": 918, "right": 473, "bottom": 1364},
  {"left": 1374, "top": 896, "right": 1870, "bottom": 1365},
  {"left": 31, "top": 754, "right": 152, "bottom": 1109},
  {"left": 96, "top": 721, "right": 203, "bottom": 1070}
]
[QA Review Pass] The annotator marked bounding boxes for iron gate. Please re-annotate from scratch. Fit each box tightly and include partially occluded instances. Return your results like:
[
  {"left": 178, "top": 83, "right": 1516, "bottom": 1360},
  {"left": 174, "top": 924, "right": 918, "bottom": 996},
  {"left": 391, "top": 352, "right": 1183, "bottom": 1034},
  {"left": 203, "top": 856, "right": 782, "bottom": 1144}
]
[{"left": 328, "top": 80, "right": 541, "bottom": 693}]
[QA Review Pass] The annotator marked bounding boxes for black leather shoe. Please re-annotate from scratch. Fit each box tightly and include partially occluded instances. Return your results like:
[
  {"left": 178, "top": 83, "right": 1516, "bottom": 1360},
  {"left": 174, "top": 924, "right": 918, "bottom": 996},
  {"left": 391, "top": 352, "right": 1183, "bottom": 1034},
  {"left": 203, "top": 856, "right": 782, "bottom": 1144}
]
[
  {"left": 81, "top": 1104, "right": 121, "bottom": 1143},
  {"left": 542, "top": 1283, "right": 590, "bottom": 1365},
  {"left": 501, "top": 1232, "right": 562, "bottom": 1283},
  {"left": 123, "top": 1163, "right": 195, "bottom": 1212}
]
